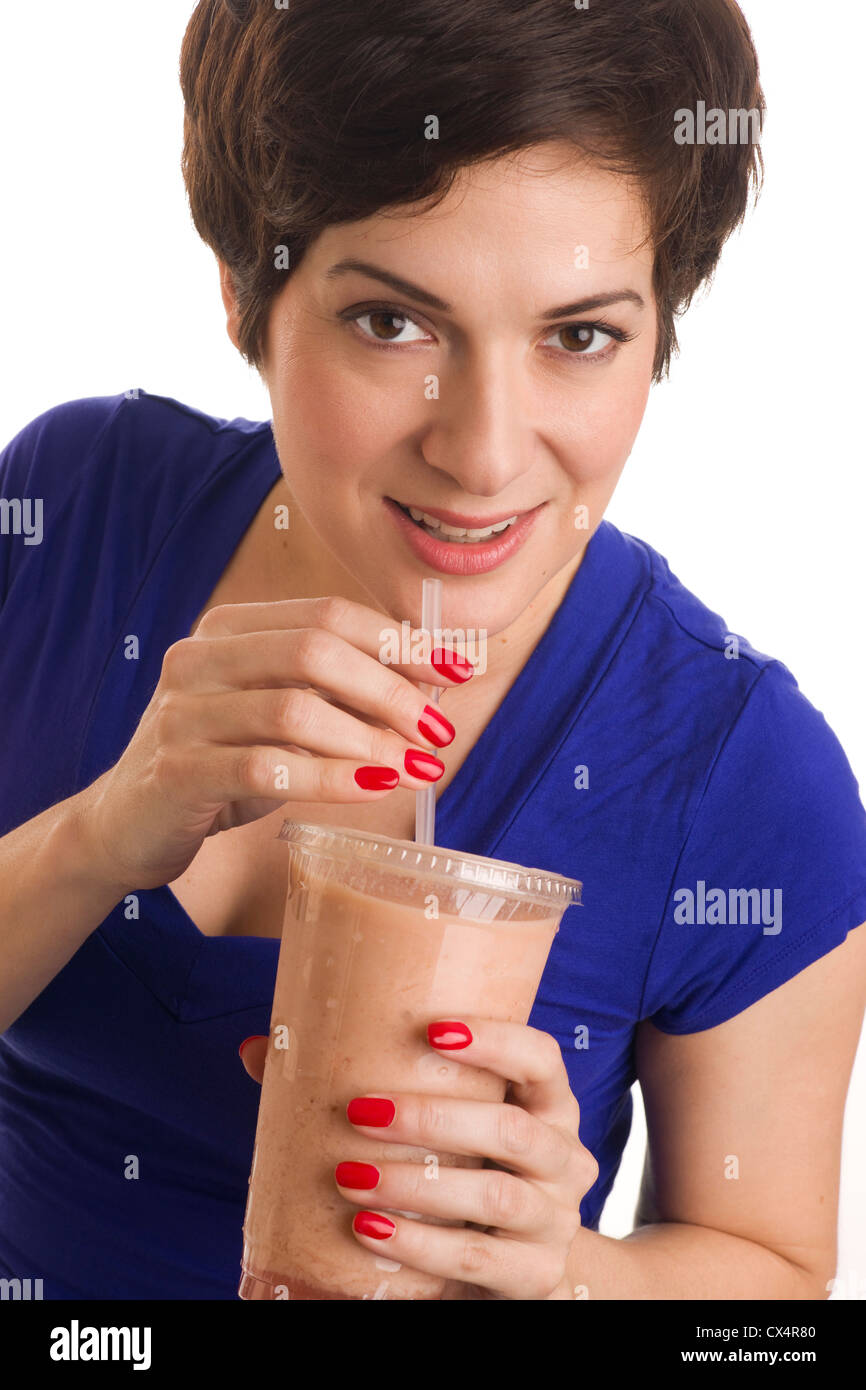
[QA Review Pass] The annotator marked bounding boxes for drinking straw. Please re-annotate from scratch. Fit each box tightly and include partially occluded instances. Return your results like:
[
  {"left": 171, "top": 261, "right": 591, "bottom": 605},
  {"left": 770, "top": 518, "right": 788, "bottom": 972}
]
[{"left": 414, "top": 577, "right": 443, "bottom": 845}]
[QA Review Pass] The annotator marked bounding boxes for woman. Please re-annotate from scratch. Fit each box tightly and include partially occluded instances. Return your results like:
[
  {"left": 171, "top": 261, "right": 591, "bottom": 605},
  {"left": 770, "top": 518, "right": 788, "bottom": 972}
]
[{"left": 1, "top": 0, "right": 865, "bottom": 1302}]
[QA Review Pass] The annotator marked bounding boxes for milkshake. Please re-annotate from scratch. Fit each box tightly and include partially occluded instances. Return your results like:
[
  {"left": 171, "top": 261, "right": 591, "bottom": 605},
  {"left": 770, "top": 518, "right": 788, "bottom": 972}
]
[{"left": 239, "top": 821, "right": 581, "bottom": 1301}]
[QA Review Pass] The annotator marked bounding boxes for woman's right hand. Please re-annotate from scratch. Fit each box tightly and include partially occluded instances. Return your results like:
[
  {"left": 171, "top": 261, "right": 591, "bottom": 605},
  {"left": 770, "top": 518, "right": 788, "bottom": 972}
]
[{"left": 81, "top": 596, "right": 474, "bottom": 893}]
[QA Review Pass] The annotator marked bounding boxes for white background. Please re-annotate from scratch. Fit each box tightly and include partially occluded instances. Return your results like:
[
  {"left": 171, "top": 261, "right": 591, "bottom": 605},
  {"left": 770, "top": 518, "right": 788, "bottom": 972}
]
[{"left": 1, "top": 2, "right": 863, "bottom": 1295}]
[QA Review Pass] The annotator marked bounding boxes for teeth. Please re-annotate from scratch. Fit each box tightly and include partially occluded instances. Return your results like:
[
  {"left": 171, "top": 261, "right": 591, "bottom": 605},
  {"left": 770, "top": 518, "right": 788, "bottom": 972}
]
[{"left": 406, "top": 506, "right": 518, "bottom": 541}]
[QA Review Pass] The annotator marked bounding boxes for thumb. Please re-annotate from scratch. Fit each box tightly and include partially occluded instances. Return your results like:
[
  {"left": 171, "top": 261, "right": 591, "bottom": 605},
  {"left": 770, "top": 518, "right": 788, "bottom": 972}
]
[{"left": 238, "top": 1035, "right": 268, "bottom": 1084}]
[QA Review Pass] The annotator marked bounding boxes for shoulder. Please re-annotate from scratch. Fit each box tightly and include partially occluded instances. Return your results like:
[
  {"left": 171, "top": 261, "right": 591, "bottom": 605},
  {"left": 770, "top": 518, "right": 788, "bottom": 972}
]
[
  {"left": 0, "top": 390, "right": 273, "bottom": 600},
  {"left": 599, "top": 523, "right": 864, "bottom": 859},
  {"left": 0, "top": 388, "right": 271, "bottom": 499},
  {"left": 0, "top": 393, "right": 125, "bottom": 494},
  {"left": 594, "top": 524, "right": 791, "bottom": 782},
  {"left": 617, "top": 523, "right": 776, "bottom": 674},
  {"left": 621, "top": 526, "right": 845, "bottom": 753}
]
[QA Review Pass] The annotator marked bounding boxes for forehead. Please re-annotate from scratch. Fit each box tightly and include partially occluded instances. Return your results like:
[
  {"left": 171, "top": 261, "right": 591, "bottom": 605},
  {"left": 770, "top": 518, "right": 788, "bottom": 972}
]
[{"left": 310, "top": 141, "right": 653, "bottom": 290}]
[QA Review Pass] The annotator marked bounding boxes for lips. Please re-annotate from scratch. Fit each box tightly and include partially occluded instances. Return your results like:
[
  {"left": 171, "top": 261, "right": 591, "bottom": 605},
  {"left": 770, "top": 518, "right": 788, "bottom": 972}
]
[
  {"left": 393, "top": 501, "right": 517, "bottom": 544},
  {"left": 384, "top": 496, "right": 545, "bottom": 576},
  {"left": 391, "top": 500, "right": 529, "bottom": 530}
]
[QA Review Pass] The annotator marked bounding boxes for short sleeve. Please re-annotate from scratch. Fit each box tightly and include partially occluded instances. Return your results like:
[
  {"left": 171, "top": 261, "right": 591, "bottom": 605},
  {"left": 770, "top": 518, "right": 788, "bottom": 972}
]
[{"left": 641, "top": 660, "right": 866, "bottom": 1034}]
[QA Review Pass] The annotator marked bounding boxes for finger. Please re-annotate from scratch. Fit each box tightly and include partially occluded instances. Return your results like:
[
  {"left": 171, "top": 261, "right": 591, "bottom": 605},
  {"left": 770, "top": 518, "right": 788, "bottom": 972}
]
[
  {"left": 160, "top": 629, "right": 459, "bottom": 750},
  {"left": 157, "top": 687, "right": 445, "bottom": 790},
  {"left": 190, "top": 595, "right": 476, "bottom": 687},
  {"left": 333, "top": 1156, "right": 555, "bottom": 1238},
  {"left": 153, "top": 740, "right": 407, "bottom": 809},
  {"left": 349, "top": 1208, "right": 565, "bottom": 1301},
  {"left": 238, "top": 1035, "right": 268, "bottom": 1083},
  {"left": 426, "top": 1018, "right": 581, "bottom": 1132},
  {"left": 345, "top": 1090, "right": 571, "bottom": 1185}
]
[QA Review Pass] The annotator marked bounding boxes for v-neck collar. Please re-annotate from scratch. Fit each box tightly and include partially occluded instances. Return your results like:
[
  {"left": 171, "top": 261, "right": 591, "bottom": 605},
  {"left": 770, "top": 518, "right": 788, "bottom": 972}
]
[{"left": 433, "top": 520, "right": 651, "bottom": 855}]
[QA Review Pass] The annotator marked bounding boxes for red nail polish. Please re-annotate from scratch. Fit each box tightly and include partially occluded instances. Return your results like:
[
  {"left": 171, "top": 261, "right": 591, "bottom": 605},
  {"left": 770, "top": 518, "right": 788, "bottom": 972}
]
[
  {"left": 347, "top": 1096, "right": 396, "bottom": 1127},
  {"left": 238, "top": 1035, "right": 265, "bottom": 1059},
  {"left": 417, "top": 704, "right": 455, "bottom": 748},
  {"left": 353, "top": 1211, "right": 395, "bottom": 1240},
  {"left": 404, "top": 748, "right": 445, "bottom": 781},
  {"left": 430, "top": 648, "right": 475, "bottom": 682},
  {"left": 335, "top": 1161, "right": 380, "bottom": 1190},
  {"left": 427, "top": 1020, "right": 473, "bottom": 1049},
  {"left": 354, "top": 765, "right": 400, "bottom": 790}
]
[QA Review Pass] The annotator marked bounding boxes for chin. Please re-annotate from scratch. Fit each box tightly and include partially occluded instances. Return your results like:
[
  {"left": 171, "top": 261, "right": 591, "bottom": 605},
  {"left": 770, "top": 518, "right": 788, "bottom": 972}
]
[{"left": 377, "top": 576, "right": 522, "bottom": 645}]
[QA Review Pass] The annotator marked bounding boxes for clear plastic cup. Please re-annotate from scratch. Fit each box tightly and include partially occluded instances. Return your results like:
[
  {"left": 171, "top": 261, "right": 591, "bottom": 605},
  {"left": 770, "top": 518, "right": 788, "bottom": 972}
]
[{"left": 239, "top": 820, "right": 582, "bottom": 1301}]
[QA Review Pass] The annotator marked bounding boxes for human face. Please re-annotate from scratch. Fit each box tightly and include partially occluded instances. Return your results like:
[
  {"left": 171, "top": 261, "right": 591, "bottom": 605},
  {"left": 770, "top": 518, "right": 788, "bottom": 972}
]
[{"left": 245, "top": 143, "right": 656, "bottom": 634}]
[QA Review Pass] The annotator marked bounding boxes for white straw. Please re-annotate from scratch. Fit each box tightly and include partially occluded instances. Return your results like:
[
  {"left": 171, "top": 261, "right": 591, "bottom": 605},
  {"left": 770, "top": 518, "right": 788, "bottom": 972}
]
[{"left": 414, "top": 577, "right": 443, "bottom": 845}]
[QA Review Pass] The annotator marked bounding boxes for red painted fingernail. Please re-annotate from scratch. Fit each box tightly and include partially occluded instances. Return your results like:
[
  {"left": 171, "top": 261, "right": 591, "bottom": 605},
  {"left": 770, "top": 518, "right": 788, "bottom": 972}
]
[
  {"left": 404, "top": 748, "right": 445, "bottom": 781},
  {"left": 354, "top": 765, "right": 400, "bottom": 790},
  {"left": 417, "top": 704, "right": 455, "bottom": 747},
  {"left": 347, "top": 1096, "right": 396, "bottom": 1127},
  {"left": 238, "top": 1035, "right": 265, "bottom": 1059},
  {"left": 430, "top": 648, "right": 475, "bottom": 682},
  {"left": 335, "top": 1161, "right": 381, "bottom": 1190},
  {"left": 353, "top": 1211, "right": 395, "bottom": 1240},
  {"left": 427, "top": 1020, "right": 473, "bottom": 1049}
]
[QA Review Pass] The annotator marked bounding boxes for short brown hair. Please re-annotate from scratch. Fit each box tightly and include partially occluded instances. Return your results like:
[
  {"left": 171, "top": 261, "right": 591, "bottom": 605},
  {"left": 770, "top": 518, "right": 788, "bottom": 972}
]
[{"left": 180, "top": 0, "right": 764, "bottom": 381}]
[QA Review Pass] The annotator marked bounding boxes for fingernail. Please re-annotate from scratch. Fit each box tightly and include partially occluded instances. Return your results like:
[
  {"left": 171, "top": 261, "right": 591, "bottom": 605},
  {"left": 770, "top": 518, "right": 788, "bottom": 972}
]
[
  {"left": 353, "top": 1211, "right": 396, "bottom": 1240},
  {"left": 404, "top": 748, "right": 445, "bottom": 781},
  {"left": 430, "top": 648, "right": 475, "bottom": 683},
  {"left": 427, "top": 1020, "right": 473, "bottom": 1049},
  {"left": 347, "top": 1096, "right": 396, "bottom": 1127},
  {"left": 417, "top": 704, "right": 455, "bottom": 747},
  {"left": 335, "top": 1161, "right": 381, "bottom": 1190},
  {"left": 238, "top": 1035, "right": 265, "bottom": 1059},
  {"left": 354, "top": 765, "right": 400, "bottom": 790}
]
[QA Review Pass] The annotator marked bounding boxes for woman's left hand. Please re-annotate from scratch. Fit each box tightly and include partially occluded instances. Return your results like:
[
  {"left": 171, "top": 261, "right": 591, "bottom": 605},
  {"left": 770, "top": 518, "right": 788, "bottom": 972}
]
[{"left": 240, "top": 1017, "right": 599, "bottom": 1300}]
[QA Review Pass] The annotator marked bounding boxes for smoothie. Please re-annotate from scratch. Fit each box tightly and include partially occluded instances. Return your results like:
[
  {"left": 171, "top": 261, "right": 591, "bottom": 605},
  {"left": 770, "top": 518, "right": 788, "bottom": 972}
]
[{"left": 239, "top": 822, "right": 580, "bottom": 1301}]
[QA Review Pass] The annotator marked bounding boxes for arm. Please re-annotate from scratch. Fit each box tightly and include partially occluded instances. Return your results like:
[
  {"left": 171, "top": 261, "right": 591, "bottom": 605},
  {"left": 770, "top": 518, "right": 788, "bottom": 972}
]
[
  {"left": 0, "top": 774, "right": 132, "bottom": 1034},
  {"left": 557, "top": 919, "right": 866, "bottom": 1299}
]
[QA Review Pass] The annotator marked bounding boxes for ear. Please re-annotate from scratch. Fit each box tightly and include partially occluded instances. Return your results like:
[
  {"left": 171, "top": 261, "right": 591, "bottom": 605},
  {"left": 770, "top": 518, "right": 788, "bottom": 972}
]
[{"left": 217, "top": 258, "right": 242, "bottom": 353}]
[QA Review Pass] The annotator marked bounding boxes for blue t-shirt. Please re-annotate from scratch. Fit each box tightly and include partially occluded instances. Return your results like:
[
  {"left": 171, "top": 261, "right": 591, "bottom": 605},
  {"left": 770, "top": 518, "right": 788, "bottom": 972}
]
[{"left": 2, "top": 390, "right": 865, "bottom": 1299}]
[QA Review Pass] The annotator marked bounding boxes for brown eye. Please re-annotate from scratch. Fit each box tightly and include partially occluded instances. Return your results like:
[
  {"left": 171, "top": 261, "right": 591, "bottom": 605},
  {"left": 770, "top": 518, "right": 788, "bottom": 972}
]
[
  {"left": 543, "top": 322, "right": 617, "bottom": 359},
  {"left": 353, "top": 310, "right": 428, "bottom": 344},
  {"left": 559, "top": 324, "right": 599, "bottom": 352},
  {"left": 367, "top": 311, "right": 407, "bottom": 340}
]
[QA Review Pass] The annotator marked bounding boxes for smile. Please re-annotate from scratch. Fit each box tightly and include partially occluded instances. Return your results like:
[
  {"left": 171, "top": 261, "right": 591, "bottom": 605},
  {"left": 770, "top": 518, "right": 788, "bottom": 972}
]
[
  {"left": 397, "top": 503, "right": 519, "bottom": 543},
  {"left": 384, "top": 497, "right": 546, "bottom": 576}
]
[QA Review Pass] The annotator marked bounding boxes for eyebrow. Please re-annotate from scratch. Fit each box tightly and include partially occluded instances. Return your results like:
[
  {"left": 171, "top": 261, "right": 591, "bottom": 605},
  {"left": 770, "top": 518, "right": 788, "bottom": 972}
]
[{"left": 324, "top": 257, "right": 645, "bottom": 319}]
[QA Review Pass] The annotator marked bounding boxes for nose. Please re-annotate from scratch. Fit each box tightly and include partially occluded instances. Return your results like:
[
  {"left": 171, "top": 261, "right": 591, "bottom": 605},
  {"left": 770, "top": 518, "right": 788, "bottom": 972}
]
[{"left": 419, "top": 346, "right": 534, "bottom": 498}]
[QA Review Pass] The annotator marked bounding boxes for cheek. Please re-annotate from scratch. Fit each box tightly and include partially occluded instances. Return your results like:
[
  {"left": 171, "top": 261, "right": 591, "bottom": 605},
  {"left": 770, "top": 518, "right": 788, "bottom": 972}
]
[
  {"left": 598, "top": 377, "right": 651, "bottom": 459},
  {"left": 552, "top": 370, "right": 651, "bottom": 488},
  {"left": 270, "top": 342, "right": 404, "bottom": 485}
]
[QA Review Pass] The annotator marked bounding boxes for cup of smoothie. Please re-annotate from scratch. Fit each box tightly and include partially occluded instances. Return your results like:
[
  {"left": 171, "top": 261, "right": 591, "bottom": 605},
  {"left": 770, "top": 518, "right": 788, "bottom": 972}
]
[{"left": 238, "top": 820, "right": 582, "bottom": 1301}]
